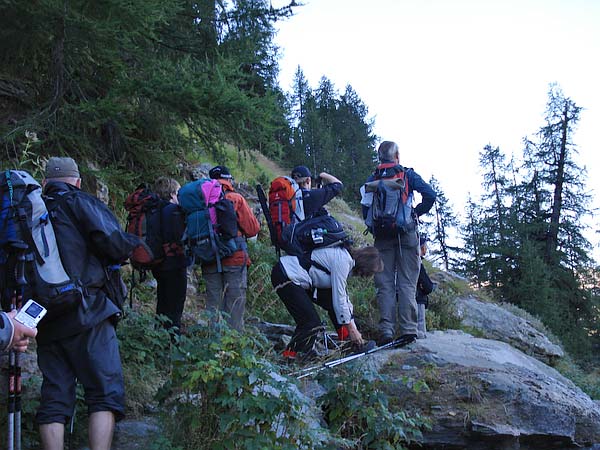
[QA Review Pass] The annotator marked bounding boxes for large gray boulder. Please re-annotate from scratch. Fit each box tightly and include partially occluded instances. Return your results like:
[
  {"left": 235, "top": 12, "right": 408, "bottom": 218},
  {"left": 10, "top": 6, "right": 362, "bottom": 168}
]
[
  {"left": 454, "top": 296, "right": 564, "bottom": 364},
  {"left": 359, "top": 330, "right": 600, "bottom": 449}
]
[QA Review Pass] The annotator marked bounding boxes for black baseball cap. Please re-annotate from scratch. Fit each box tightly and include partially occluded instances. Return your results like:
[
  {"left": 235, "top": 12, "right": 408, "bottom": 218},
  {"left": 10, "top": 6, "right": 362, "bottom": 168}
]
[
  {"left": 291, "top": 165, "right": 311, "bottom": 178},
  {"left": 209, "top": 165, "right": 232, "bottom": 180}
]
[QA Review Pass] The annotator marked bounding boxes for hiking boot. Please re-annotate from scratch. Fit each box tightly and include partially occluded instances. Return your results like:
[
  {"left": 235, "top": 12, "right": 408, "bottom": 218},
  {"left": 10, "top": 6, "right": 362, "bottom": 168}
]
[
  {"left": 397, "top": 334, "right": 417, "bottom": 346},
  {"left": 376, "top": 333, "right": 394, "bottom": 347},
  {"left": 353, "top": 340, "right": 376, "bottom": 353}
]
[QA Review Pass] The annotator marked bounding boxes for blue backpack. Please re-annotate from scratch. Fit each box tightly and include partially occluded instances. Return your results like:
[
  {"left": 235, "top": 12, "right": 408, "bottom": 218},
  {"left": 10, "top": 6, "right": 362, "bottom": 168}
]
[
  {"left": 178, "top": 178, "right": 239, "bottom": 271},
  {"left": 0, "top": 170, "right": 83, "bottom": 317},
  {"left": 364, "top": 165, "right": 415, "bottom": 238}
]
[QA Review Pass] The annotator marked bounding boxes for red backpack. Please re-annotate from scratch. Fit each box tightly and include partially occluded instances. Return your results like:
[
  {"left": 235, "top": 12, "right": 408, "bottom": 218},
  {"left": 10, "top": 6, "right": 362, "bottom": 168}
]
[
  {"left": 124, "top": 184, "right": 164, "bottom": 269},
  {"left": 268, "top": 176, "right": 305, "bottom": 245}
]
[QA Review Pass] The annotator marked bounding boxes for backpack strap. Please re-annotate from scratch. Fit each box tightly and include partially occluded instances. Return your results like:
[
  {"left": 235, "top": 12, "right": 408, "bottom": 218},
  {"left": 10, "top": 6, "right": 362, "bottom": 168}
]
[
  {"left": 196, "top": 182, "right": 223, "bottom": 273},
  {"left": 374, "top": 164, "right": 405, "bottom": 180},
  {"left": 44, "top": 191, "right": 92, "bottom": 283},
  {"left": 298, "top": 253, "right": 331, "bottom": 275},
  {"left": 14, "top": 204, "right": 44, "bottom": 264}
]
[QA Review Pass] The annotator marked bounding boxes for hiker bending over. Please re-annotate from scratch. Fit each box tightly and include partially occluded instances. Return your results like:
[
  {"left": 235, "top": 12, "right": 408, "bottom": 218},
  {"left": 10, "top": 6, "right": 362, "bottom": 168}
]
[
  {"left": 271, "top": 245, "right": 383, "bottom": 360},
  {"left": 38, "top": 157, "right": 142, "bottom": 450},
  {"left": 151, "top": 177, "right": 188, "bottom": 333},
  {"left": 291, "top": 165, "right": 343, "bottom": 217},
  {"left": 360, "top": 141, "right": 436, "bottom": 346},
  {"left": 416, "top": 235, "right": 435, "bottom": 339},
  {"left": 202, "top": 166, "right": 260, "bottom": 331},
  {"left": 0, "top": 310, "right": 37, "bottom": 352}
]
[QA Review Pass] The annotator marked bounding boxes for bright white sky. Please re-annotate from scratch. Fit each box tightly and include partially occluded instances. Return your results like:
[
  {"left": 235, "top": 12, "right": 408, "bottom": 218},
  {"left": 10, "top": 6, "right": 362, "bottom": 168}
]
[{"left": 273, "top": 0, "right": 600, "bottom": 251}]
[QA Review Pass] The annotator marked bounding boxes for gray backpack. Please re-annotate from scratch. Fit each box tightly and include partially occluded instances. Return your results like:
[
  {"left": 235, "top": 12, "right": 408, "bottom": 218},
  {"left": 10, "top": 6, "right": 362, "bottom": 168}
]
[
  {"left": 0, "top": 170, "right": 83, "bottom": 317},
  {"left": 364, "top": 166, "right": 415, "bottom": 238}
]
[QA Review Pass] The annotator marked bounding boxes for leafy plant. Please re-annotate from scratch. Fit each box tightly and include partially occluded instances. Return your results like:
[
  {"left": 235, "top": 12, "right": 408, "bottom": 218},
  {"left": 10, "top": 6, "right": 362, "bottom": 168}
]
[
  {"left": 246, "top": 238, "right": 290, "bottom": 324},
  {"left": 157, "top": 323, "right": 335, "bottom": 449},
  {"left": 117, "top": 309, "right": 173, "bottom": 415},
  {"left": 319, "top": 369, "right": 428, "bottom": 449}
]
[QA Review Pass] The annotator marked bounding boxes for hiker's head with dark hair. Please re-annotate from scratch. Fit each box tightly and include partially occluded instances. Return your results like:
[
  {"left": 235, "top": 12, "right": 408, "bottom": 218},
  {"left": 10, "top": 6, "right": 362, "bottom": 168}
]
[
  {"left": 209, "top": 165, "right": 232, "bottom": 180},
  {"left": 377, "top": 141, "right": 400, "bottom": 163},
  {"left": 153, "top": 177, "right": 180, "bottom": 203},
  {"left": 291, "top": 165, "right": 312, "bottom": 188},
  {"left": 349, "top": 246, "right": 384, "bottom": 277}
]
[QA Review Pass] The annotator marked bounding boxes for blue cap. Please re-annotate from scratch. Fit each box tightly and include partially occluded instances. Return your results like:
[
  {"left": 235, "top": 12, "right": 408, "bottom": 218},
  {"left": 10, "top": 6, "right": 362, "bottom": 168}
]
[{"left": 291, "top": 165, "right": 311, "bottom": 178}]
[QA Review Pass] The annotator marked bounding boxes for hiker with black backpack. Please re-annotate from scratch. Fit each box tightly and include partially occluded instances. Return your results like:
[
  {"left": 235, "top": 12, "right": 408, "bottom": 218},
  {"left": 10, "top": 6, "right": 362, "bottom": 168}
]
[
  {"left": 271, "top": 245, "right": 383, "bottom": 361},
  {"left": 37, "top": 157, "right": 143, "bottom": 450},
  {"left": 150, "top": 177, "right": 188, "bottom": 333},
  {"left": 200, "top": 166, "right": 260, "bottom": 331},
  {"left": 290, "top": 165, "right": 343, "bottom": 217},
  {"left": 360, "top": 141, "right": 436, "bottom": 347}
]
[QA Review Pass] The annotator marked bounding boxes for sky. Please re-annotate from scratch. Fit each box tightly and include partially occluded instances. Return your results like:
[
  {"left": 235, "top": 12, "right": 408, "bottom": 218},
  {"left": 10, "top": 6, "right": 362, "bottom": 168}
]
[{"left": 272, "top": 0, "right": 600, "bottom": 250}]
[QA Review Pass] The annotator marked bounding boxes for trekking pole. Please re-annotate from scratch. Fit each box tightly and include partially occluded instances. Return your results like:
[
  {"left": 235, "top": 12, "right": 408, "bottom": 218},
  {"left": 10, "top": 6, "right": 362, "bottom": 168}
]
[
  {"left": 7, "top": 309, "right": 15, "bottom": 450},
  {"left": 67, "top": 380, "right": 77, "bottom": 450},
  {"left": 5, "top": 242, "right": 26, "bottom": 450},
  {"left": 256, "top": 185, "right": 281, "bottom": 258},
  {"left": 129, "top": 269, "right": 134, "bottom": 309},
  {"left": 291, "top": 335, "right": 415, "bottom": 379},
  {"left": 13, "top": 244, "right": 27, "bottom": 450}
]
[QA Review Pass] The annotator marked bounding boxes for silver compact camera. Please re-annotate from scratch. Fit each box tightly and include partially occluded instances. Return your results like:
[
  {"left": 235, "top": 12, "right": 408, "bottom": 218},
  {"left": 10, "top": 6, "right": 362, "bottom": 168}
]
[{"left": 14, "top": 299, "right": 47, "bottom": 328}]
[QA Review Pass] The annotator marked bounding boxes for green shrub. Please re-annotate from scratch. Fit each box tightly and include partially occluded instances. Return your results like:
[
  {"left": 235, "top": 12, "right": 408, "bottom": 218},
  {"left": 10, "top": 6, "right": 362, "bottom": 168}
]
[
  {"left": 319, "top": 369, "right": 429, "bottom": 449},
  {"left": 157, "top": 323, "right": 334, "bottom": 449},
  {"left": 427, "top": 280, "right": 463, "bottom": 331},
  {"left": 246, "top": 238, "right": 291, "bottom": 324},
  {"left": 117, "top": 309, "right": 173, "bottom": 415}
]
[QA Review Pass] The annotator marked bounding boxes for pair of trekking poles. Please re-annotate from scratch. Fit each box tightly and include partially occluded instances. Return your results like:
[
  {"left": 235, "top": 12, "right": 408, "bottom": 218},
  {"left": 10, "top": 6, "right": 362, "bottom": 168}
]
[
  {"left": 291, "top": 334, "right": 416, "bottom": 379},
  {"left": 4, "top": 242, "right": 28, "bottom": 450}
]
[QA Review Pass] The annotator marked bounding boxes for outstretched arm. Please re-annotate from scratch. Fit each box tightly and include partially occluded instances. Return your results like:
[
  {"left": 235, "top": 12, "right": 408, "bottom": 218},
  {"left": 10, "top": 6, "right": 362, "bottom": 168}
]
[{"left": 318, "top": 172, "right": 342, "bottom": 185}]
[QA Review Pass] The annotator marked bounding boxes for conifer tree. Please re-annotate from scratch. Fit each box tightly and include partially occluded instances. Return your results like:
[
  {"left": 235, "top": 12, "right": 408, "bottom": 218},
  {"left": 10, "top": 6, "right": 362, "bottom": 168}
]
[
  {"left": 428, "top": 176, "right": 460, "bottom": 271},
  {"left": 0, "top": 0, "right": 296, "bottom": 170},
  {"left": 458, "top": 196, "right": 485, "bottom": 287}
]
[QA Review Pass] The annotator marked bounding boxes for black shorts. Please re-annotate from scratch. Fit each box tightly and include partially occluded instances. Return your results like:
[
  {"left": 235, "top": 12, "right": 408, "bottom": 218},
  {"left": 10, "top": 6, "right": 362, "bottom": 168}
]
[{"left": 36, "top": 319, "right": 125, "bottom": 425}]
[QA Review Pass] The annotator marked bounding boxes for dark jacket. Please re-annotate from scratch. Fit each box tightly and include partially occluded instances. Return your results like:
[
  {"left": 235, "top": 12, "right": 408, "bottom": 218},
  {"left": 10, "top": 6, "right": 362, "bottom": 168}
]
[
  {"left": 302, "top": 182, "right": 343, "bottom": 218},
  {"left": 38, "top": 181, "right": 141, "bottom": 342},
  {"left": 416, "top": 262, "right": 434, "bottom": 307},
  {"left": 361, "top": 163, "right": 436, "bottom": 220},
  {"left": 154, "top": 201, "right": 187, "bottom": 272}
]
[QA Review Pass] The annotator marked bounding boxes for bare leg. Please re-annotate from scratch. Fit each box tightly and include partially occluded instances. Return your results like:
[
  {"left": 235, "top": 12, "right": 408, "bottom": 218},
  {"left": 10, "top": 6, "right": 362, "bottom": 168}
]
[
  {"left": 39, "top": 422, "right": 65, "bottom": 450},
  {"left": 89, "top": 411, "right": 115, "bottom": 450}
]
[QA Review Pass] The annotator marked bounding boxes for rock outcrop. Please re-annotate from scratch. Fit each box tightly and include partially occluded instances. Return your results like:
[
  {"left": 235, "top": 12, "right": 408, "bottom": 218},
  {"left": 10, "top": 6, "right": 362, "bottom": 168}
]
[
  {"left": 454, "top": 295, "right": 564, "bottom": 364},
  {"left": 353, "top": 330, "right": 600, "bottom": 449}
]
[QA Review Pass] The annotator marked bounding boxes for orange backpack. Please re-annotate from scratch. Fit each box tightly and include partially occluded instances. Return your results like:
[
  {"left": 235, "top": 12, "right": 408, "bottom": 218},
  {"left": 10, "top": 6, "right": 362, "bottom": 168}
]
[{"left": 268, "top": 176, "right": 305, "bottom": 246}]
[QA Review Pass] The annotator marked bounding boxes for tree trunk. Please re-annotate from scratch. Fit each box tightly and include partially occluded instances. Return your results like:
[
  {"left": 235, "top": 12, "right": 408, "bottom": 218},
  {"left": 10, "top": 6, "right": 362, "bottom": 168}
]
[{"left": 545, "top": 103, "right": 569, "bottom": 262}]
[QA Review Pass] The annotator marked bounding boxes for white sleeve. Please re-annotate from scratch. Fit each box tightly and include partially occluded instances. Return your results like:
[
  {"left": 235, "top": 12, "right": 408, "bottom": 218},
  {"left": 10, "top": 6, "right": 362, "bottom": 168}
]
[
  {"left": 312, "top": 248, "right": 354, "bottom": 325},
  {"left": 360, "top": 184, "right": 373, "bottom": 207}
]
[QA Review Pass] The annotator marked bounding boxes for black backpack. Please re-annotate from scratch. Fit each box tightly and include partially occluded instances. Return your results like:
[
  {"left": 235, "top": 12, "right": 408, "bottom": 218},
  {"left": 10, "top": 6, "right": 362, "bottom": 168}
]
[{"left": 280, "top": 212, "right": 350, "bottom": 256}]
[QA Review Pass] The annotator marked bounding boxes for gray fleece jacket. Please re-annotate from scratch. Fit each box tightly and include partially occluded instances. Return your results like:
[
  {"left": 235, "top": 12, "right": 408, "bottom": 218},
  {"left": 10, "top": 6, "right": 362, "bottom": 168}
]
[{"left": 0, "top": 312, "right": 14, "bottom": 351}]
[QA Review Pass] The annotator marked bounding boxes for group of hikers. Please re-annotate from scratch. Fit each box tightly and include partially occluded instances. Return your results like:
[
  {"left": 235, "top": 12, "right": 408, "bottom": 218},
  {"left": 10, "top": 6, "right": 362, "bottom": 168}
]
[{"left": 0, "top": 139, "right": 436, "bottom": 450}]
